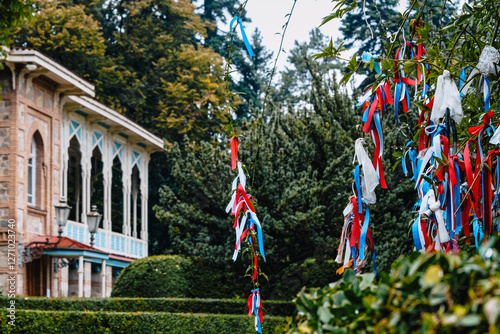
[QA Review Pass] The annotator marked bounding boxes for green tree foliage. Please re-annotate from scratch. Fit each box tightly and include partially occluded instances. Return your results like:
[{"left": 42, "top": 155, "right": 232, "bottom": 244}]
[
  {"left": 231, "top": 29, "right": 272, "bottom": 120},
  {"left": 338, "top": 0, "right": 400, "bottom": 55},
  {"left": 0, "top": 0, "right": 32, "bottom": 48},
  {"left": 11, "top": 0, "right": 238, "bottom": 142},
  {"left": 276, "top": 29, "right": 340, "bottom": 107},
  {"left": 196, "top": 0, "right": 247, "bottom": 52},
  {"left": 153, "top": 34, "right": 361, "bottom": 298},
  {"left": 12, "top": 0, "right": 106, "bottom": 82},
  {"left": 288, "top": 237, "right": 500, "bottom": 333}
]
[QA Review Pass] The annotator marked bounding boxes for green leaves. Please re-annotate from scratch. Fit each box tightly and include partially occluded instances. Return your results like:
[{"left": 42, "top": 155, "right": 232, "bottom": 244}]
[
  {"left": 319, "top": 0, "right": 357, "bottom": 27},
  {"left": 288, "top": 237, "right": 500, "bottom": 333}
]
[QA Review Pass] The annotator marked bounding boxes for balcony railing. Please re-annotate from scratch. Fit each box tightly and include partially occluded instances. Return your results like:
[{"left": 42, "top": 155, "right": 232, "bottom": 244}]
[{"left": 63, "top": 220, "right": 146, "bottom": 259}]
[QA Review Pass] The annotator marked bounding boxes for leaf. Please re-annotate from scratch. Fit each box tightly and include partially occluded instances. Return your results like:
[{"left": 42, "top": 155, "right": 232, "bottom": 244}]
[
  {"left": 392, "top": 151, "right": 404, "bottom": 158},
  {"left": 348, "top": 53, "right": 357, "bottom": 71},
  {"left": 318, "top": 306, "right": 333, "bottom": 323},
  {"left": 339, "top": 72, "right": 354, "bottom": 86},
  {"left": 422, "top": 175, "right": 434, "bottom": 185},
  {"left": 457, "top": 315, "right": 481, "bottom": 327}
]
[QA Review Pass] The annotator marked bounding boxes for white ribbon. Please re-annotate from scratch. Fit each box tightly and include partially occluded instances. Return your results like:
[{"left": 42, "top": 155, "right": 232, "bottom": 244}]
[
  {"left": 232, "top": 212, "right": 248, "bottom": 261},
  {"left": 462, "top": 46, "right": 499, "bottom": 96},
  {"left": 427, "top": 189, "right": 450, "bottom": 243},
  {"left": 336, "top": 204, "right": 353, "bottom": 263},
  {"left": 489, "top": 125, "right": 500, "bottom": 145},
  {"left": 226, "top": 162, "right": 246, "bottom": 214},
  {"left": 353, "top": 138, "right": 379, "bottom": 203},
  {"left": 431, "top": 70, "right": 463, "bottom": 124}
]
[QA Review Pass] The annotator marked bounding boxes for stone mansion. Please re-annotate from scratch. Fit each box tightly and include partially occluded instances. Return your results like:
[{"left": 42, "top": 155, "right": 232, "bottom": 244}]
[{"left": 0, "top": 47, "right": 163, "bottom": 297}]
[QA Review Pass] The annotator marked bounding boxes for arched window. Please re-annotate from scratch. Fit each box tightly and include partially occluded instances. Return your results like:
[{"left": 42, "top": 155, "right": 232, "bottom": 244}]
[
  {"left": 111, "top": 156, "right": 123, "bottom": 233},
  {"left": 67, "top": 136, "right": 82, "bottom": 222},
  {"left": 28, "top": 132, "right": 44, "bottom": 207},
  {"left": 131, "top": 165, "right": 142, "bottom": 239},
  {"left": 27, "top": 137, "right": 36, "bottom": 205}
]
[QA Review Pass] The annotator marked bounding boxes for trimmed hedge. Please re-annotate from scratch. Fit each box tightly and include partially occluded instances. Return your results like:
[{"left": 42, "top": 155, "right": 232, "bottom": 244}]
[
  {"left": 0, "top": 309, "right": 287, "bottom": 333},
  {"left": 110, "top": 255, "right": 250, "bottom": 299},
  {"left": 0, "top": 296, "right": 294, "bottom": 316},
  {"left": 111, "top": 255, "right": 193, "bottom": 298}
]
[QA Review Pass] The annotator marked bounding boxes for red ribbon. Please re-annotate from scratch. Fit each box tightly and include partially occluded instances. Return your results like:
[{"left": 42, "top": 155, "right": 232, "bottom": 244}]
[
  {"left": 464, "top": 139, "right": 482, "bottom": 217},
  {"left": 231, "top": 136, "right": 238, "bottom": 170},
  {"left": 238, "top": 184, "right": 255, "bottom": 212},
  {"left": 468, "top": 110, "right": 495, "bottom": 136}
]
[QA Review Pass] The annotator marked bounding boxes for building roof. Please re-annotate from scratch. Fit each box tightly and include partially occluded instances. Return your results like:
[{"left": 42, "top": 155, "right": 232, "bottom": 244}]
[
  {"left": 68, "top": 95, "right": 164, "bottom": 151},
  {"left": 27, "top": 235, "right": 107, "bottom": 254},
  {"left": 2, "top": 47, "right": 164, "bottom": 152},
  {"left": 108, "top": 254, "right": 135, "bottom": 263},
  {"left": 4, "top": 47, "right": 94, "bottom": 97}
]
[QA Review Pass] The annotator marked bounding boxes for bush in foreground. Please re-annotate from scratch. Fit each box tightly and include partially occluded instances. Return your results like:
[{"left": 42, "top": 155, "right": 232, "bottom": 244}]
[
  {"left": 0, "top": 296, "right": 294, "bottom": 316},
  {"left": 288, "top": 238, "right": 500, "bottom": 333},
  {"left": 0, "top": 310, "right": 287, "bottom": 334}
]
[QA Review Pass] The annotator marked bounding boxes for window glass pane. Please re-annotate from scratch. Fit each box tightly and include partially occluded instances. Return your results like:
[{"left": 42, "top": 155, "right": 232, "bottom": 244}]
[{"left": 28, "top": 157, "right": 33, "bottom": 203}]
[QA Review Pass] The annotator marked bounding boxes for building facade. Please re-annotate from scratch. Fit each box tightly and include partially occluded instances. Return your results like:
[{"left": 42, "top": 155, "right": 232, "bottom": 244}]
[{"left": 0, "top": 48, "right": 163, "bottom": 297}]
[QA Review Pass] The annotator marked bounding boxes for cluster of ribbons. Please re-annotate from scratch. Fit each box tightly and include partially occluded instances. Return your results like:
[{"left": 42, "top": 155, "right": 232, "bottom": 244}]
[
  {"left": 336, "top": 139, "right": 379, "bottom": 274},
  {"left": 338, "top": 25, "right": 500, "bottom": 273},
  {"left": 405, "top": 45, "right": 500, "bottom": 253},
  {"left": 226, "top": 136, "right": 265, "bottom": 333},
  {"left": 248, "top": 288, "right": 264, "bottom": 333}
]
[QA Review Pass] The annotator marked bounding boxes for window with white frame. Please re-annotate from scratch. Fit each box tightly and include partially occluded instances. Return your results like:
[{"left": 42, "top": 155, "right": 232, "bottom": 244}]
[{"left": 28, "top": 137, "right": 36, "bottom": 205}]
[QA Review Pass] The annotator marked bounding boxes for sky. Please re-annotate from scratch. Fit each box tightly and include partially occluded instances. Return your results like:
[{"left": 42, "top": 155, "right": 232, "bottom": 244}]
[{"left": 230, "top": 0, "right": 340, "bottom": 70}]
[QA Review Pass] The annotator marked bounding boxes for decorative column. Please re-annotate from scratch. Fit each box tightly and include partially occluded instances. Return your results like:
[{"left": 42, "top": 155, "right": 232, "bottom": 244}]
[
  {"left": 84, "top": 261, "right": 91, "bottom": 297},
  {"left": 60, "top": 265, "right": 69, "bottom": 297},
  {"left": 122, "top": 151, "right": 131, "bottom": 237},
  {"left": 132, "top": 175, "right": 138, "bottom": 239},
  {"left": 82, "top": 127, "right": 91, "bottom": 233},
  {"left": 78, "top": 255, "right": 84, "bottom": 297},
  {"left": 103, "top": 137, "right": 112, "bottom": 251},
  {"left": 46, "top": 259, "right": 51, "bottom": 297},
  {"left": 100, "top": 259, "right": 106, "bottom": 298},
  {"left": 141, "top": 155, "right": 150, "bottom": 257},
  {"left": 61, "top": 116, "right": 69, "bottom": 202}
]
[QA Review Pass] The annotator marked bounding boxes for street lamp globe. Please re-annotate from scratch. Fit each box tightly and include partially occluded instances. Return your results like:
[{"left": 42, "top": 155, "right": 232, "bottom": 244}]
[
  {"left": 55, "top": 199, "right": 72, "bottom": 237},
  {"left": 87, "top": 205, "right": 102, "bottom": 247}
]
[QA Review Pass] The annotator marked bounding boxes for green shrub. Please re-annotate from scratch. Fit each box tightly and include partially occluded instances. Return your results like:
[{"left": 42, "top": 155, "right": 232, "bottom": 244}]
[
  {"left": 0, "top": 309, "right": 287, "bottom": 333},
  {"left": 0, "top": 297, "right": 294, "bottom": 316},
  {"left": 266, "top": 258, "right": 341, "bottom": 300},
  {"left": 288, "top": 237, "right": 500, "bottom": 333},
  {"left": 110, "top": 255, "right": 251, "bottom": 299},
  {"left": 111, "top": 255, "right": 192, "bottom": 298}
]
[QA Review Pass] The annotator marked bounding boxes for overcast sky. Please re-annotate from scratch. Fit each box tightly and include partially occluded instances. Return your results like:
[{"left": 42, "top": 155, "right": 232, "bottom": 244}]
[{"left": 225, "top": 0, "right": 340, "bottom": 70}]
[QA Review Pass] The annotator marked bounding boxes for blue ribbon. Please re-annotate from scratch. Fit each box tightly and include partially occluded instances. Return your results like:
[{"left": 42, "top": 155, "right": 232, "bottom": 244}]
[
  {"left": 351, "top": 246, "right": 357, "bottom": 272},
  {"left": 459, "top": 67, "right": 470, "bottom": 98},
  {"left": 248, "top": 219, "right": 266, "bottom": 261},
  {"left": 394, "top": 82, "right": 401, "bottom": 126},
  {"left": 484, "top": 77, "right": 491, "bottom": 111},
  {"left": 354, "top": 165, "right": 363, "bottom": 213},
  {"left": 229, "top": 17, "right": 254, "bottom": 57},
  {"left": 373, "top": 111, "right": 384, "bottom": 154},
  {"left": 250, "top": 288, "right": 262, "bottom": 333},
  {"left": 412, "top": 218, "right": 423, "bottom": 250},
  {"left": 409, "top": 149, "right": 418, "bottom": 180},
  {"left": 361, "top": 52, "right": 381, "bottom": 73},
  {"left": 454, "top": 161, "right": 462, "bottom": 234},
  {"left": 358, "top": 201, "right": 370, "bottom": 260},
  {"left": 472, "top": 218, "right": 484, "bottom": 251}
]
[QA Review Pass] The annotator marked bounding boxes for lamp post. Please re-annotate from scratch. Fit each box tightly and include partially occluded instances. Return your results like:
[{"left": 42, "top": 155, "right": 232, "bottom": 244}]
[
  {"left": 54, "top": 199, "right": 72, "bottom": 237},
  {"left": 87, "top": 205, "right": 102, "bottom": 247}
]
